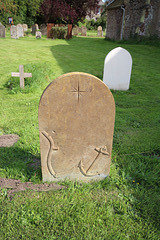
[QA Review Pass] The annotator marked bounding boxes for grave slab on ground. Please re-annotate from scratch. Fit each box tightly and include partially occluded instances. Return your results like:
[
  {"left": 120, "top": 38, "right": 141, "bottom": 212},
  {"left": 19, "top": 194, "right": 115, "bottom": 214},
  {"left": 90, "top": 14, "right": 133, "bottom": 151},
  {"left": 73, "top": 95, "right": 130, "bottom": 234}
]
[
  {"left": 103, "top": 47, "right": 132, "bottom": 90},
  {"left": 39, "top": 72, "right": 115, "bottom": 182}
]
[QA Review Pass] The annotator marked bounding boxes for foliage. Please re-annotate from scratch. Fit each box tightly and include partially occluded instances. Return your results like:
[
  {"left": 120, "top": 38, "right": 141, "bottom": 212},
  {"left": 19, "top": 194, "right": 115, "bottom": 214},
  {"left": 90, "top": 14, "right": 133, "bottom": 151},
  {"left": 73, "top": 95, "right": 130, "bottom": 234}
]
[
  {"left": 86, "top": 15, "right": 106, "bottom": 30},
  {"left": 50, "top": 26, "right": 68, "bottom": 39},
  {"left": 40, "top": 0, "right": 99, "bottom": 24},
  {"left": 0, "top": 0, "right": 43, "bottom": 26},
  {"left": 0, "top": 0, "right": 17, "bottom": 25},
  {"left": 0, "top": 31, "right": 160, "bottom": 239}
]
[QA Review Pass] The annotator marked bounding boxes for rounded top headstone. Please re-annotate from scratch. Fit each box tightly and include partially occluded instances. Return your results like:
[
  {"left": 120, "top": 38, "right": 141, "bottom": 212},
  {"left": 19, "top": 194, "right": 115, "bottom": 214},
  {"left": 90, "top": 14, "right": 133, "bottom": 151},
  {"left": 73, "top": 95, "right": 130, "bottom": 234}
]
[
  {"left": 103, "top": 47, "right": 132, "bottom": 90},
  {"left": 39, "top": 72, "right": 115, "bottom": 182}
]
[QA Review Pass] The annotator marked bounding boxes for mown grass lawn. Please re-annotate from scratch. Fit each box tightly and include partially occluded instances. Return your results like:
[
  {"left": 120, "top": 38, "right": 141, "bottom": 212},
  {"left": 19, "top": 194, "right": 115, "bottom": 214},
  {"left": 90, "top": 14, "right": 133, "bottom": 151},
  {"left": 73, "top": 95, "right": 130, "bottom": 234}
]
[{"left": 0, "top": 30, "right": 160, "bottom": 239}]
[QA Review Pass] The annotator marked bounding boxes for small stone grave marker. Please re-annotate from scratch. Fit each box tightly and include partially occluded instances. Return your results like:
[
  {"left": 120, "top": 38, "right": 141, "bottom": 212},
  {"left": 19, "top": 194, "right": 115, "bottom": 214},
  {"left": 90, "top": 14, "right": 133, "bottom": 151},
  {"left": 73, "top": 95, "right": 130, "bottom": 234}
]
[
  {"left": 103, "top": 47, "right": 132, "bottom": 90},
  {"left": 17, "top": 24, "right": 24, "bottom": 37},
  {"left": 81, "top": 26, "right": 87, "bottom": 36},
  {"left": 0, "top": 23, "right": 5, "bottom": 38},
  {"left": 97, "top": 26, "right": 103, "bottom": 37},
  {"left": 23, "top": 24, "right": 28, "bottom": 32},
  {"left": 35, "top": 24, "right": 39, "bottom": 30},
  {"left": 10, "top": 25, "right": 18, "bottom": 39},
  {"left": 40, "top": 24, "right": 47, "bottom": 35},
  {"left": 39, "top": 72, "right": 115, "bottom": 182},
  {"left": 11, "top": 65, "right": 32, "bottom": 88},
  {"left": 31, "top": 24, "right": 36, "bottom": 35},
  {"left": 72, "top": 26, "right": 79, "bottom": 36},
  {"left": 36, "top": 31, "right": 42, "bottom": 38}
]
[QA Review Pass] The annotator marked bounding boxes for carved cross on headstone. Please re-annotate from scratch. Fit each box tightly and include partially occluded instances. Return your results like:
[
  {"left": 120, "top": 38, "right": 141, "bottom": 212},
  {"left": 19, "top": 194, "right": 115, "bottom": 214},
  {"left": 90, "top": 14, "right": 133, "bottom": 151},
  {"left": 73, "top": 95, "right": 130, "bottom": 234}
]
[{"left": 11, "top": 65, "right": 32, "bottom": 88}]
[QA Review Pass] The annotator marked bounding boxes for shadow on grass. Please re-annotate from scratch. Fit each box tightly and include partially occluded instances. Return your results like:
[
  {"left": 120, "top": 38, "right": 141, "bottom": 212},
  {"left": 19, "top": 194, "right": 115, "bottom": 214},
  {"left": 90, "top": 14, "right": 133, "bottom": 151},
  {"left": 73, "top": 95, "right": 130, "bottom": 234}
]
[
  {"left": 49, "top": 36, "right": 117, "bottom": 79},
  {"left": 0, "top": 146, "right": 41, "bottom": 183}
]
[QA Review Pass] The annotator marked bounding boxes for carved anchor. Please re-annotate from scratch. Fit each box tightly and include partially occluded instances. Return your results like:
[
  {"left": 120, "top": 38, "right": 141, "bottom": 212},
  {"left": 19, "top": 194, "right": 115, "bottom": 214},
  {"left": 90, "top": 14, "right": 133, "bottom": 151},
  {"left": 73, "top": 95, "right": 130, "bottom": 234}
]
[
  {"left": 42, "top": 131, "right": 59, "bottom": 178},
  {"left": 79, "top": 146, "right": 109, "bottom": 177}
]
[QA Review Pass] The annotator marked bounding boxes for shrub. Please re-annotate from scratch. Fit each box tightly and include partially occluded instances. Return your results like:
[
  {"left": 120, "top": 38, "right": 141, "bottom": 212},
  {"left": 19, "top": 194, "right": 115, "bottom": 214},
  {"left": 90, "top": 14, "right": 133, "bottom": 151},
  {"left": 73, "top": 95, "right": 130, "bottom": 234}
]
[{"left": 50, "top": 26, "right": 68, "bottom": 39}]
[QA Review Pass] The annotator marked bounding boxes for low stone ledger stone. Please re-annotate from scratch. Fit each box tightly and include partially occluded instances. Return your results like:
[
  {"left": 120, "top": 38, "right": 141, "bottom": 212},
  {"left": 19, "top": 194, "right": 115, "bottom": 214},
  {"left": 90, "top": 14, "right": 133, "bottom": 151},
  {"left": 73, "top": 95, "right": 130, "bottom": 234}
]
[{"left": 39, "top": 72, "right": 115, "bottom": 182}]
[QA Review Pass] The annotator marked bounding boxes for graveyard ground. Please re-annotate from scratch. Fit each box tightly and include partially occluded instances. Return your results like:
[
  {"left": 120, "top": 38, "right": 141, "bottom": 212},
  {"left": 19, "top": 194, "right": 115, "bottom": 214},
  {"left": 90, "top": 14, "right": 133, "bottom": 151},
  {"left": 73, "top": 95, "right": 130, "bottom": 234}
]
[{"left": 0, "top": 30, "right": 160, "bottom": 239}]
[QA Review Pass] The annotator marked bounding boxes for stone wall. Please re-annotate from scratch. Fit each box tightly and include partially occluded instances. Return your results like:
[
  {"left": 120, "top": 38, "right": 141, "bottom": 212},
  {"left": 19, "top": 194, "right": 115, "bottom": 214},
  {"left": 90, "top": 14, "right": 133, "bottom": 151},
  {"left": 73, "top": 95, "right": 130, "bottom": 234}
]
[
  {"left": 106, "top": 8, "right": 123, "bottom": 40},
  {"left": 106, "top": 0, "right": 160, "bottom": 40}
]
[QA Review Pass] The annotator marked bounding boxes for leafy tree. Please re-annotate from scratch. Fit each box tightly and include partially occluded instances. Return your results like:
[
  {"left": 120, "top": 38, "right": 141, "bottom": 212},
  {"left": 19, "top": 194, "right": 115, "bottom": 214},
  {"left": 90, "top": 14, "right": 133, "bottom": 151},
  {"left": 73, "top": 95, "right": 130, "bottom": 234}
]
[
  {"left": 0, "top": 0, "right": 17, "bottom": 25},
  {"left": 0, "top": 0, "right": 43, "bottom": 26},
  {"left": 40, "top": 0, "right": 99, "bottom": 24}
]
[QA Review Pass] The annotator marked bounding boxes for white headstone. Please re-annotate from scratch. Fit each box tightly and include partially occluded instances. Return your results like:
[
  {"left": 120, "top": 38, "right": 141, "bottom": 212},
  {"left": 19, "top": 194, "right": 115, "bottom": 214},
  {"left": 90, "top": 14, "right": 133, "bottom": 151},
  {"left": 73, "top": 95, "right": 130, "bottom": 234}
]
[{"left": 103, "top": 47, "right": 132, "bottom": 90}]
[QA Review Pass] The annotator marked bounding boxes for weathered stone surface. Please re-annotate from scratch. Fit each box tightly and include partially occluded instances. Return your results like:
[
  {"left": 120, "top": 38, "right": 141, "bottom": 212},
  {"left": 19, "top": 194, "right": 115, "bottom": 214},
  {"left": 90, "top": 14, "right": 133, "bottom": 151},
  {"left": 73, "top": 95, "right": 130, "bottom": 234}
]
[
  {"left": 0, "top": 23, "right": 5, "bottom": 38},
  {"left": 40, "top": 24, "right": 47, "bottom": 35},
  {"left": 39, "top": 72, "right": 115, "bottom": 182},
  {"left": 103, "top": 47, "right": 132, "bottom": 90},
  {"left": 72, "top": 26, "right": 79, "bottom": 36},
  {"left": 106, "top": 0, "right": 160, "bottom": 40},
  {"left": 17, "top": 24, "right": 24, "bottom": 37},
  {"left": 35, "top": 24, "right": 39, "bottom": 30},
  {"left": 31, "top": 24, "right": 36, "bottom": 35},
  {"left": 97, "top": 26, "right": 103, "bottom": 37},
  {"left": 22, "top": 24, "right": 28, "bottom": 32},
  {"left": 10, "top": 25, "right": 19, "bottom": 39},
  {"left": 36, "top": 31, "right": 42, "bottom": 38},
  {"left": 81, "top": 26, "right": 87, "bottom": 36}
]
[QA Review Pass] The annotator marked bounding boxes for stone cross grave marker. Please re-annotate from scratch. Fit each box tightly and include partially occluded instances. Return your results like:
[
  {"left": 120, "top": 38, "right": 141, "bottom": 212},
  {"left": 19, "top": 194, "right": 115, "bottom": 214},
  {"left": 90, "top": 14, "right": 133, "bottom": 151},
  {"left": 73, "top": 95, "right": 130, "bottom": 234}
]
[
  {"left": 11, "top": 65, "right": 32, "bottom": 88},
  {"left": 103, "top": 47, "right": 132, "bottom": 90},
  {"left": 10, "top": 25, "right": 18, "bottom": 39},
  {"left": 97, "top": 26, "right": 103, "bottom": 37},
  {"left": 17, "top": 24, "right": 24, "bottom": 37},
  {"left": 0, "top": 23, "right": 5, "bottom": 38},
  {"left": 39, "top": 72, "right": 115, "bottom": 182}
]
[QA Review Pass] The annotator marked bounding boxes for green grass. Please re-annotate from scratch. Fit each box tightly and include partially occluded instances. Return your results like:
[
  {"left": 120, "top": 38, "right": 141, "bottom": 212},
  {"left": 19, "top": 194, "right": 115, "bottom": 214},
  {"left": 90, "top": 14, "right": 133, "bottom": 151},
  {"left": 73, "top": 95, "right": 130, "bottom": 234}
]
[{"left": 0, "top": 31, "right": 160, "bottom": 239}]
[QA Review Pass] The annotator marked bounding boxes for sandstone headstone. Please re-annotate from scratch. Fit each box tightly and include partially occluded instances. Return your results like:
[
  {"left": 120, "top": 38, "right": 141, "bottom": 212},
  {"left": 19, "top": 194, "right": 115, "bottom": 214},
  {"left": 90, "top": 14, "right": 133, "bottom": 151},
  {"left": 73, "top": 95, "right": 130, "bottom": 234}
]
[
  {"left": 78, "top": 27, "right": 82, "bottom": 34},
  {"left": 72, "top": 26, "right": 79, "bottom": 36},
  {"left": 36, "top": 31, "right": 42, "bottom": 38},
  {"left": 0, "top": 23, "right": 5, "bottom": 38},
  {"left": 17, "top": 24, "right": 24, "bottom": 37},
  {"left": 81, "top": 26, "right": 87, "bottom": 36},
  {"left": 103, "top": 47, "right": 132, "bottom": 90},
  {"left": 40, "top": 24, "right": 47, "bottom": 35},
  {"left": 23, "top": 24, "right": 28, "bottom": 32},
  {"left": 39, "top": 72, "right": 115, "bottom": 182},
  {"left": 31, "top": 24, "right": 36, "bottom": 35},
  {"left": 10, "top": 25, "right": 18, "bottom": 39},
  {"left": 97, "top": 26, "right": 103, "bottom": 37},
  {"left": 35, "top": 24, "right": 39, "bottom": 30}
]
